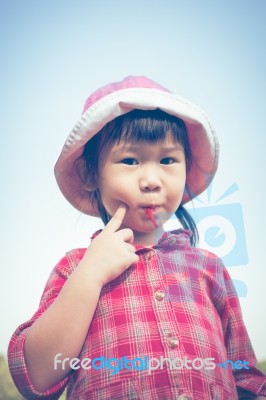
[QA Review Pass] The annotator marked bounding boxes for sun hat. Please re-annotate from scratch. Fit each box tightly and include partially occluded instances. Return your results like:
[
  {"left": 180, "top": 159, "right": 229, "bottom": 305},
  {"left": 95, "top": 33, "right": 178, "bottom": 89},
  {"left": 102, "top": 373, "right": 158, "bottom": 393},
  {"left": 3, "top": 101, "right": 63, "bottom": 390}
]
[{"left": 54, "top": 75, "right": 219, "bottom": 215}]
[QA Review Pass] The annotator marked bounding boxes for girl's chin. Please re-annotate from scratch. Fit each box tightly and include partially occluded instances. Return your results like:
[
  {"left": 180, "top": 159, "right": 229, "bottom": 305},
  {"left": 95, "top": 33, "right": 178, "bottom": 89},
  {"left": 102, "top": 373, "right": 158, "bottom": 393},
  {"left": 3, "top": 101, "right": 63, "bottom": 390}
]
[{"left": 130, "top": 221, "right": 164, "bottom": 234}]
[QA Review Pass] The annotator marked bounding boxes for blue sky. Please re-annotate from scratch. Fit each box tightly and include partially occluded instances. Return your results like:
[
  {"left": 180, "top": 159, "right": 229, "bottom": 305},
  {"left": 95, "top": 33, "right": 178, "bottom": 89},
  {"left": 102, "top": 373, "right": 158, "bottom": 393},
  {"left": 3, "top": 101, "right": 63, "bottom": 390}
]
[{"left": 1, "top": 0, "right": 266, "bottom": 361}]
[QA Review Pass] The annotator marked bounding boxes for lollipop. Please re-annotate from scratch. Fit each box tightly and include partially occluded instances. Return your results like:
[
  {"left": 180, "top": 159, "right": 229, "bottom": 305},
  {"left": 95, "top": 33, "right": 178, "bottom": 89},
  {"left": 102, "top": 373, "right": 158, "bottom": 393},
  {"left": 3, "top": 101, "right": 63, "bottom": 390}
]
[{"left": 145, "top": 207, "right": 158, "bottom": 227}]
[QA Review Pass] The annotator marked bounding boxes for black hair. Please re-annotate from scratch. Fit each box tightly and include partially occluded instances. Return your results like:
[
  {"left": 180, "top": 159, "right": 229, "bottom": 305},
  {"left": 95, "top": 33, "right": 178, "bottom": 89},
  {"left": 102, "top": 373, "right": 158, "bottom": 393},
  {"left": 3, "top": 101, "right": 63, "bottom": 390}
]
[{"left": 80, "top": 109, "right": 198, "bottom": 246}]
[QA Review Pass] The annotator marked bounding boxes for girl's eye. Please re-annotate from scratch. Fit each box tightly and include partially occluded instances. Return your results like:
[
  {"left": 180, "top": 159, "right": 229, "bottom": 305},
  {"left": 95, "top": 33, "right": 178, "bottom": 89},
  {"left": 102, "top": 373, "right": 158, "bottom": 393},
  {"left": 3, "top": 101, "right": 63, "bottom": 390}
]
[
  {"left": 121, "top": 158, "right": 138, "bottom": 165},
  {"left": 160, "top": 157, "right": 176, "bottom": 165}
]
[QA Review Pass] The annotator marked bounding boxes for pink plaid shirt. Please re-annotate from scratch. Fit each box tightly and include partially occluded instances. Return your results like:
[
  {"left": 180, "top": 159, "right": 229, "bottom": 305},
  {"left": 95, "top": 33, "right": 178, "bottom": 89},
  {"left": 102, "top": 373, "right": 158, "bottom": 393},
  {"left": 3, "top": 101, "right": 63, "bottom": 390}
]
[{"left": 8, "top": 230, "right": 266, "bottom": 399}]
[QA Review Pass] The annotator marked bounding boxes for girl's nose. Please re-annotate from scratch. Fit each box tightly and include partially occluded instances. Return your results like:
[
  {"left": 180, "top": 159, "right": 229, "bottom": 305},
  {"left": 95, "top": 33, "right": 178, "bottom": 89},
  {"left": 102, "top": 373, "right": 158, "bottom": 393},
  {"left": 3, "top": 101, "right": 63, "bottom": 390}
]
[{"left": 139, "top": 171, "right": 162, "bottom": 192}]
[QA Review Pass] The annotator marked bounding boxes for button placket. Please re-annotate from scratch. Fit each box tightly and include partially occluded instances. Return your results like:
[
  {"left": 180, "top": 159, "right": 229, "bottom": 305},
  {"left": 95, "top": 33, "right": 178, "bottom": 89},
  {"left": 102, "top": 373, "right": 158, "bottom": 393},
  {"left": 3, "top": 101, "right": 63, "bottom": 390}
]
[{"left": 145, "top": 248, "right": 182, "bottom": 371}]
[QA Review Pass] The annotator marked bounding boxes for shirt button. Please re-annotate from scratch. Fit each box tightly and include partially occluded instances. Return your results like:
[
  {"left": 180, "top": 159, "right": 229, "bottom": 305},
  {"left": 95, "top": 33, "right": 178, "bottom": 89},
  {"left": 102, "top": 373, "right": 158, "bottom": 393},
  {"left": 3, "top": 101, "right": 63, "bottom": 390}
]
[
  {"left": 178, "top": 395, "right": 191, "bottom": 400},
  {"left": 155, "top": 290, "right": 165, "bottom": 301},
  {"left": 167, "top": 336, "right": 179, "bottom": 348}
]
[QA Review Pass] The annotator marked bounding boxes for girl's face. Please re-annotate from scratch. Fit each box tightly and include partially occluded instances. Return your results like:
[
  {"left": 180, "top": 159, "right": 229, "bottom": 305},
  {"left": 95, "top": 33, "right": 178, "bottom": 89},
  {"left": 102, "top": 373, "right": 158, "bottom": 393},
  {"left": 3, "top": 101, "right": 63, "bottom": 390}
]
[{"left": 98, "top": 133, "right": 186, "bottom": 245}]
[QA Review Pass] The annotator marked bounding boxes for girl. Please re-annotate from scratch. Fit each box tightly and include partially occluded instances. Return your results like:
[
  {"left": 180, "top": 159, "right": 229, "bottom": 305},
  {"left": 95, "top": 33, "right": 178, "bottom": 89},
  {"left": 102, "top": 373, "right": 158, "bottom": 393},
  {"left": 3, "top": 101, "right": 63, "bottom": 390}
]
[{"left": 8, "top": 76, "right": 266, "bottom": 399}]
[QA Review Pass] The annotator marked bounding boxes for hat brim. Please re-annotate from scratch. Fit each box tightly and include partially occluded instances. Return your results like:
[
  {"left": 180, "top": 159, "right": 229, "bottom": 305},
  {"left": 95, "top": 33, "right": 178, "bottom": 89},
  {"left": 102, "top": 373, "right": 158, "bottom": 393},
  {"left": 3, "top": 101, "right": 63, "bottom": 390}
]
[{"left": 55, "top": 86, "right": 219, "bottom": 215}]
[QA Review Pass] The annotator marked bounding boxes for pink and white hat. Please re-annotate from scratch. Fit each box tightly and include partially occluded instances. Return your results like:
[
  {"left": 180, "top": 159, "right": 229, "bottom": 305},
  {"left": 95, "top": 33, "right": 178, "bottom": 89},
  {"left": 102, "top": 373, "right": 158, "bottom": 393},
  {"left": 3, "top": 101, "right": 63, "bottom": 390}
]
[{"left": 54, "top": 76, "right": 219, "bottom": 215}]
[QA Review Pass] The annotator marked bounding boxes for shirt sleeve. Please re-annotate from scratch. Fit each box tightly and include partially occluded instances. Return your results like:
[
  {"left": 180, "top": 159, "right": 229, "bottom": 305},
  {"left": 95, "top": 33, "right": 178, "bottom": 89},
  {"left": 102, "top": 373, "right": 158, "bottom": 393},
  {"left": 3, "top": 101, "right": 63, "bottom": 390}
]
[
  {"left": 220, "top": 265, "right": 266, "bottom": 398},
  {"left": 7, "top": 251, "right": 82, "bottom": 399}
]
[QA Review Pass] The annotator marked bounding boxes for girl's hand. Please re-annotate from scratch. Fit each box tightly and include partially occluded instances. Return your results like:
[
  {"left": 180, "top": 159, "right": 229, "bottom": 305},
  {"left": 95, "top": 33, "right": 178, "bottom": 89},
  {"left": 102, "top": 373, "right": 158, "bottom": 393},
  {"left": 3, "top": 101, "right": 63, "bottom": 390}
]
[{"left": 81, "top": 203, "right": 139, "bottom": 286}]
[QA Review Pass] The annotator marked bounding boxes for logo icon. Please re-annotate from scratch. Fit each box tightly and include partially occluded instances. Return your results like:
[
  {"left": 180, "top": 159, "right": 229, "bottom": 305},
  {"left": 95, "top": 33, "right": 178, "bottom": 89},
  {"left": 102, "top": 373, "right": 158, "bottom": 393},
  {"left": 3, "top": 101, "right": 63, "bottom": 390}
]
[{"left": 186, "top": 183, "right": 248, "bottom": 297}]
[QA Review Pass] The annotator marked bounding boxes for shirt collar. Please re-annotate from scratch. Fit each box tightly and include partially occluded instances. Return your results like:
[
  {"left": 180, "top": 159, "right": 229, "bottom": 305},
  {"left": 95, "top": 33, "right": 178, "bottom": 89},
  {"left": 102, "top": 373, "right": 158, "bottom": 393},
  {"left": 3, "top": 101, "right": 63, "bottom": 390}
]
[
  {"left": 136, "top": 229, "right": 192, "bottom": 252},
  {"left": 91, "top": 229, "right": 192, "bottom": 252}
]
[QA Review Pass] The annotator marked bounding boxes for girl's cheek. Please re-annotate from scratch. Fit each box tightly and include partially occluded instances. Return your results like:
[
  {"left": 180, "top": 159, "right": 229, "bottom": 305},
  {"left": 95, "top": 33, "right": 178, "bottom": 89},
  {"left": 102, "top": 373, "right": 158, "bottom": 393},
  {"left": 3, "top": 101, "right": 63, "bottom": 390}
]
[{"left": 111, "top": 185, "right": 133, "bottom": 201}]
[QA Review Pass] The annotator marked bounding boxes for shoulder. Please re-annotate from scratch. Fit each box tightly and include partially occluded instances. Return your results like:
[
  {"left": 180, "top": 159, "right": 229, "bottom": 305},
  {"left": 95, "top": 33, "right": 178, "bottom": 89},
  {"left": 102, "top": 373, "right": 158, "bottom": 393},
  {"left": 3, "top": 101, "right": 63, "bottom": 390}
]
[
  {"left": 167, "top": 229, "right": 228, "bottom": 280},
  {"left": 169, "top": 229, "right": 223, "bottom": 260},
  {"left": 53, "top": 247, "right": 87, "bottom": 278}
]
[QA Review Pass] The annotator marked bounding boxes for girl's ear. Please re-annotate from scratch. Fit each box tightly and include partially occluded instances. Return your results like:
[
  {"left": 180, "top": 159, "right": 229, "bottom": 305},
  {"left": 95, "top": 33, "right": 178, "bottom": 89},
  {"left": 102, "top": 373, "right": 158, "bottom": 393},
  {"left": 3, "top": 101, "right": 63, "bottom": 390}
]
[
  {"left": 83, "top": 181, "right": 97, "bottom": 191},
  {"left": 75, "top": 158, "right": 98, "bottom": 192}
]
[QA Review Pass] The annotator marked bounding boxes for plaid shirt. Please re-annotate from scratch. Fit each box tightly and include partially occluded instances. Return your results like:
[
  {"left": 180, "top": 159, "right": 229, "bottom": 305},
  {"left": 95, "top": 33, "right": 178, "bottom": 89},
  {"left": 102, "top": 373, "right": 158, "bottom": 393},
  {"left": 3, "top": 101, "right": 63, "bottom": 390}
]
[{"left": 8, "top": 229, "right": 266, "bottom": 399}]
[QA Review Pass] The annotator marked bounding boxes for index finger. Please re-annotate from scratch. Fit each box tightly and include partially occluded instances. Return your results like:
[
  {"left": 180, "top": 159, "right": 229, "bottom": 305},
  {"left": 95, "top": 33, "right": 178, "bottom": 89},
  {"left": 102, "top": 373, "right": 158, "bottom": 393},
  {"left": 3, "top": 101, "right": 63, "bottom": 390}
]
[{"left": 104, "top": 203, "right": 128, "bottom": 233}]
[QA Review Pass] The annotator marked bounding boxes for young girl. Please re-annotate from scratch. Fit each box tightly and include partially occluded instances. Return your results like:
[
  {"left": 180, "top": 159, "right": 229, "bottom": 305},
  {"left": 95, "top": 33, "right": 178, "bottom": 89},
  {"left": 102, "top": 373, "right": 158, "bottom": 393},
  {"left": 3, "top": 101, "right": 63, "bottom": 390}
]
[{"left": 8, "top": 76, "right": 266, "bottom": 399}]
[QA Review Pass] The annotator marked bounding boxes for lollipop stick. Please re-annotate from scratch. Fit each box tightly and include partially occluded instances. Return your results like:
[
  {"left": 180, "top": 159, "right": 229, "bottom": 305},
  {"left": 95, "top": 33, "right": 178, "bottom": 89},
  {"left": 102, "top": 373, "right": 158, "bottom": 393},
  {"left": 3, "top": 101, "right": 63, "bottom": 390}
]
[{"left": 145, "top": 207, "right": 158, "bottom": 227}]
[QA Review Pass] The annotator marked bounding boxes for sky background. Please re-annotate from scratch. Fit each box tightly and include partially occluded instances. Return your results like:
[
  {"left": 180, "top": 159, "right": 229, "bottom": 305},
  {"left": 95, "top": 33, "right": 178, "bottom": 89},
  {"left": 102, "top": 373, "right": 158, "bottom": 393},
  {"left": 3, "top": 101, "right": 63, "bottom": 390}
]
[{"left": 1, "top": 0, "right": 266, "bottom": 363}]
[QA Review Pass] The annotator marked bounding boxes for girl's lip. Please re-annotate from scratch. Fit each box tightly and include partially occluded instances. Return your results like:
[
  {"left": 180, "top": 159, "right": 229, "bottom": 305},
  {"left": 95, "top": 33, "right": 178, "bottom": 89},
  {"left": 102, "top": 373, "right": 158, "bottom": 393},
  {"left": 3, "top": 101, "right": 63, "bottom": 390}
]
[{"left": 142, "top": 205, "right": 160, "bottom": 212}]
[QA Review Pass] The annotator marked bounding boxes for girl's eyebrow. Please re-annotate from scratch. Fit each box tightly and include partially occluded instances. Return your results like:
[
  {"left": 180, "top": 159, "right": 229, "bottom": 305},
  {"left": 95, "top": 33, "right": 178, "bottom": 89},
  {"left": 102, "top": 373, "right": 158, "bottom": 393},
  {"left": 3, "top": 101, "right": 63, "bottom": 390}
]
[
  {"left": 112, "top": 143, "right": 184, "bottom": 153},
  {"left": 157, "top": 144, "right": 184, "bottom": 151}
]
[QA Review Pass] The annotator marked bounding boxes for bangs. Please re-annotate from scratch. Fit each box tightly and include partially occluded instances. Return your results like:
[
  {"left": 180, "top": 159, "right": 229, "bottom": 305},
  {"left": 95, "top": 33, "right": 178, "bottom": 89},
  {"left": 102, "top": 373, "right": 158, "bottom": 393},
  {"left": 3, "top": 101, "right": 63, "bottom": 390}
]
[
  {"left": 98, "top": 109, "right": 192, "bottom": 170},
  {"left": 101, "top": 109, "right": 187, "bottom": 143}
]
